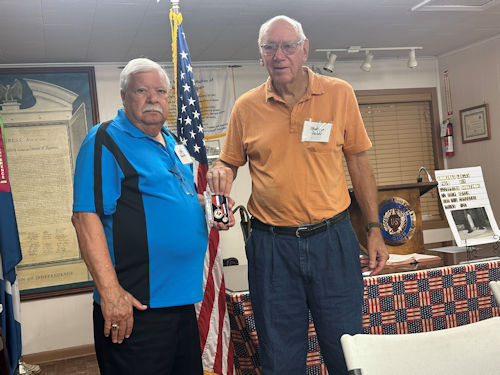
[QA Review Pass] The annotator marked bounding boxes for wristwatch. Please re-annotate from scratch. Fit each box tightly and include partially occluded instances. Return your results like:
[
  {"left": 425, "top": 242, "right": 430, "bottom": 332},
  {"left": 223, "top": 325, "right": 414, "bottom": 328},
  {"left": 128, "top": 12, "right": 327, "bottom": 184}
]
[{"left": 365, "top": 221, "right": 383, "bottom": 232}]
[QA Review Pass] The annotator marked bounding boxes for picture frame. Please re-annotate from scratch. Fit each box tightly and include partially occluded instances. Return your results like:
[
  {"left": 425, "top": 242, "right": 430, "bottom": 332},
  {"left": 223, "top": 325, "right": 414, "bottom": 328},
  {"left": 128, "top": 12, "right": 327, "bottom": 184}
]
[
  {"left": 0, "top": 66, "right": 99, "bottom": 300},
  {"left": 205, "top": 138, "right": 222, "bottom": 168},
  {"left": 460, "top": 104, "right": 491, "bottom": 143}
]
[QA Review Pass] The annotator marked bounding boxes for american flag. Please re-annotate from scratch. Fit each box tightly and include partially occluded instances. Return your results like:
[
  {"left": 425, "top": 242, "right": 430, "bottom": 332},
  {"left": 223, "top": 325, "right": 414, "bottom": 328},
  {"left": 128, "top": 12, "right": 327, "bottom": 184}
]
[
  {"left": 0, "top": 113, "right": 23, "bottom": 375},
  {"left": 170, "top": 8, "right": 234, "bottom": 375}
]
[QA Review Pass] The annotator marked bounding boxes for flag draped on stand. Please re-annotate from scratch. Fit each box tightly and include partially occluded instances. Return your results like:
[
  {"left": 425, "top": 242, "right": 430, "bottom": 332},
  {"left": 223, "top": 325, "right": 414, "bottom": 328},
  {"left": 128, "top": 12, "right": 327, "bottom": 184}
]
[
  {"left": 170, "top": 5, "right": 234, "bottom": 375},
  {"left": 0, "top": 113, "right": 23, "bottom": 375}
]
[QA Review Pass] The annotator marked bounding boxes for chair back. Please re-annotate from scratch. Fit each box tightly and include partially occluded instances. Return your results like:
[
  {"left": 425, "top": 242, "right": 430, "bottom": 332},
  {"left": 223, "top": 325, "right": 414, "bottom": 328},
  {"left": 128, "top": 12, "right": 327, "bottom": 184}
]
[
  {"left": 490, "top": 280, "right": 500, "bottom": 305},
  {"left": 341, "top": 317, "right": 500, "bottom": 375}
]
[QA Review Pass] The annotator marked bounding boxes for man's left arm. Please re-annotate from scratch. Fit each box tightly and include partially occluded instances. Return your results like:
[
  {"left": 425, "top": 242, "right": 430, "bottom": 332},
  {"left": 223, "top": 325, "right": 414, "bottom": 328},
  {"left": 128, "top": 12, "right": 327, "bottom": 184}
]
[{"left": 345, "top": 151, "right": 389, "bottom": 275}]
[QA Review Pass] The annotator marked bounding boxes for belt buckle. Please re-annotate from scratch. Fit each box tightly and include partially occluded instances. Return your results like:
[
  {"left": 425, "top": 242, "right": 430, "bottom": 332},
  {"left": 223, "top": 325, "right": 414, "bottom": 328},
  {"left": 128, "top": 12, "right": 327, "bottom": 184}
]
[{"left": 295, "top": 227, "right": 308, "bottom": 238}]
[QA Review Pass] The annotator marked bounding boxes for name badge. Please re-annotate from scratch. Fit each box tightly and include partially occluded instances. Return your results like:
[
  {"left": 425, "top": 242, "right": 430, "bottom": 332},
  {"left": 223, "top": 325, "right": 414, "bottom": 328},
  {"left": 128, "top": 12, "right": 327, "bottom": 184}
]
[
  {"left": 175, "top": 144, "right": 193, "bottom": 164},
  {"left": 301, "top": 120, "right": 332, "bottom": 142}
]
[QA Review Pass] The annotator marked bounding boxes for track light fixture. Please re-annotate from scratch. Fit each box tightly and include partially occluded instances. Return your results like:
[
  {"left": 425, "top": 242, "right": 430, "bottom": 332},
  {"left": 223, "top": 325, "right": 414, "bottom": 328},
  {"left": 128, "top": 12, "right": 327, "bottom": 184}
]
[
  {"left": 323, "top": 52, "right": 337, "bottom": 73},
  {"left": 316, "top": 46, "right": 423, "bottom": 72},
  {"left": 408, "top": 49, "right": 418, "bottom": 68},
  {"left": 360, "top": 51, "right": 374, "bottom": 72}
]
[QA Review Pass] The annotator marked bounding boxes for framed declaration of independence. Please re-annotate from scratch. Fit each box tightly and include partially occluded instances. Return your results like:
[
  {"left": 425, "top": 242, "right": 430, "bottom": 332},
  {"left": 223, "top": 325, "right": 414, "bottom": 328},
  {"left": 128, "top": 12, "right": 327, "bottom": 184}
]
[{"left": 0, "top": 67, "right": 99, "bottom": 300}]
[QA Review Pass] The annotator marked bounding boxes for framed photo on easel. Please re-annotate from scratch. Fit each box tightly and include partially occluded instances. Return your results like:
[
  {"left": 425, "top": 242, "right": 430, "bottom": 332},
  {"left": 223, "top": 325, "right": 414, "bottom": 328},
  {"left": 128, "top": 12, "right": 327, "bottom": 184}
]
[{"left": 460, "top": 104, "right": 491, "bottom": 143}]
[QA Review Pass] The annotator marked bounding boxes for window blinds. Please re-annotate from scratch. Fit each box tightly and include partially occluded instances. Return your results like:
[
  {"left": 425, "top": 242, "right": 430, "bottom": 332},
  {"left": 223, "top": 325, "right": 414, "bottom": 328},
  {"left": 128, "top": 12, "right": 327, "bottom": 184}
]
[{"left": 344, "top": 99, "right": 441, "bottom": 221}]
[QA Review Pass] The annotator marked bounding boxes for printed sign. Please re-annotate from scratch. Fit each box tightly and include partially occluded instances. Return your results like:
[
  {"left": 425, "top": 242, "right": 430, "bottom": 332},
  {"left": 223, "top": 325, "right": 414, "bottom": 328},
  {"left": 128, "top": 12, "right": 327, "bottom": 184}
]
[{"left": 435, "top": 166, "right": 500, "bottom": 246}]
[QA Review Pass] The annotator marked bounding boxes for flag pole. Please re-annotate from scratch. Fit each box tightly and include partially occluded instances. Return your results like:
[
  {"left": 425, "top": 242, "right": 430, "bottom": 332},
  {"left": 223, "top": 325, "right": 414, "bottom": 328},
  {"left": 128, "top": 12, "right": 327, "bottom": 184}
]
[
  {"left": 168, "top": 2, "right": 234, "bottom": 373},
  {"left": 169, "top": 0, "right": 181, "bottom": 130}
]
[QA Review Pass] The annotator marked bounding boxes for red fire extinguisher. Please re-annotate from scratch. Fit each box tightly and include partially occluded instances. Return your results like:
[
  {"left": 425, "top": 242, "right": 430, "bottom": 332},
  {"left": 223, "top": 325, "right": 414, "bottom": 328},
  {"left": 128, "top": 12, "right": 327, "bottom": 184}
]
[{"left": 444, "top": 119, "right": 454, "bottom": 157}]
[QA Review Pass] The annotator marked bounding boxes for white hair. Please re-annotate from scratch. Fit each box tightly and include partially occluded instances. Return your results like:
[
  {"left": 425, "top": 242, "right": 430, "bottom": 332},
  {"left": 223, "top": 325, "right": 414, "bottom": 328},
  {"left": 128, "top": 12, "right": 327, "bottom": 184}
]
[
  {"left": 120, "top": 58, "right": 170, "bottom": 91},
  {"left": 258, "top": 15, "right": 307, "bottom": 45}
]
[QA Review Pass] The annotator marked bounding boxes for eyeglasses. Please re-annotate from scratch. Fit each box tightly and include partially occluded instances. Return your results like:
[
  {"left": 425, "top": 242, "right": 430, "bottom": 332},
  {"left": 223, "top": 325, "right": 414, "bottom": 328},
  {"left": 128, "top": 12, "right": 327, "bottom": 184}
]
[
  {"left": 169, "top": 164, "right": 195, "bottom": 196},
  {"left": 259, "top": 40, "right": 304, "bottom": 56}
]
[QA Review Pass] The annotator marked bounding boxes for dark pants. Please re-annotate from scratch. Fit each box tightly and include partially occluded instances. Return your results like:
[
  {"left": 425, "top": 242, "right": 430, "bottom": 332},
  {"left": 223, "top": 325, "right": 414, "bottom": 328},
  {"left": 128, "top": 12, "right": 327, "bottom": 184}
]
[
  {"left": 93, "top": 302, "right": 203, "bottom": 375},
  {"left": 246, "top": 216, "right": 364, "bottom": 375}
]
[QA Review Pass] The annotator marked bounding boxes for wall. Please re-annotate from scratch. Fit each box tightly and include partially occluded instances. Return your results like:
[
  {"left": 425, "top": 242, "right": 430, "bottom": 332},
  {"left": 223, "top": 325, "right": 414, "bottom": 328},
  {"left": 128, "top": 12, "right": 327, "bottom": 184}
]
[
  {"left": 20, "top": 294, "right": 94, "bottom": 354},
  {"left": 14, "top": 57, "right": 443, "bottom": 355},
  {"left": 438, "top": 36, "right": 500, "bottom": 220}
]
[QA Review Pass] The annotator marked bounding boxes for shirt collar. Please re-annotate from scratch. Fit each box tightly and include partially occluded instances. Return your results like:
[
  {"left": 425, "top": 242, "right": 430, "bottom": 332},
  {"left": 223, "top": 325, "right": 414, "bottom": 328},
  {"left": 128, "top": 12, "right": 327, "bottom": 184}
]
[{"left": 264, "top": 66, "right": 325, "bottom": 103}]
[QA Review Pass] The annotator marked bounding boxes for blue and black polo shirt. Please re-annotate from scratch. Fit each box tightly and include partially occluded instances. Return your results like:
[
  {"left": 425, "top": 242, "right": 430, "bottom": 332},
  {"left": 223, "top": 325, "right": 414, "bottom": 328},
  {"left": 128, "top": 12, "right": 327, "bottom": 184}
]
[{"left": 73, "top": 109, "right": 208, "bottom": 308}]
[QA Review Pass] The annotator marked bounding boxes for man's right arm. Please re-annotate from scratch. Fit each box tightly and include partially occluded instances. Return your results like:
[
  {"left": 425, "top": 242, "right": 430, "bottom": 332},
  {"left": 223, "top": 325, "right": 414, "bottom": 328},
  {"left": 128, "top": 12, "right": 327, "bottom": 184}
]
[
  {"left": 71, "top": 212, "right": 147, "bottom": 343},
  {"left": 207, "top": 159, "right": 238, "bottom": 196},
  {"left": 206, "top": 159, "right": 239, "bottom": 230}
]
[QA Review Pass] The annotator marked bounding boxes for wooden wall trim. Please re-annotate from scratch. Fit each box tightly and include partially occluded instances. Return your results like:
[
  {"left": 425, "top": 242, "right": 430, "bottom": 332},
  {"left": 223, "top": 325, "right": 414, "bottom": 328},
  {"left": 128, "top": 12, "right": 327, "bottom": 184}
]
[{"left": 22, "top": 344, "right": 95, "bottom": 365}]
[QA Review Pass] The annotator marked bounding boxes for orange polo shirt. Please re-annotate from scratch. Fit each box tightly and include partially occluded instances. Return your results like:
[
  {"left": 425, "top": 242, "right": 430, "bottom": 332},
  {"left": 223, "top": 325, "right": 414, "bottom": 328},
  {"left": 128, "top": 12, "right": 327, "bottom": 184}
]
[{"left": 220, "top": 67, "right": 371, "bottom": 226}]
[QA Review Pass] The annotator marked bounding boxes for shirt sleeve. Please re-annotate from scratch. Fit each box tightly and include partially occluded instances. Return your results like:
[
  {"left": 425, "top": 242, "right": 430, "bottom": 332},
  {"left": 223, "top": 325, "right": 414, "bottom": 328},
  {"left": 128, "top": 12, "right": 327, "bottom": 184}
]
[
  {"left": 342, "top": 85, "right": 372, "bottom": 156},
  {"left": 219, "top": 103, "right": 247, "bottom": 167},
  {"left": 72, "top": 126, "right": 123, "bottom": 215}
]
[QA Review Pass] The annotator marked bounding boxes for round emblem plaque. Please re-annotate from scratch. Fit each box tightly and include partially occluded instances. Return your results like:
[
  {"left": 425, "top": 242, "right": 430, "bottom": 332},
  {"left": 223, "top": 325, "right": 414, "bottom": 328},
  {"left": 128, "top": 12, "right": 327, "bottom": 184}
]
[{"left": 378, "top": 197, "right": 416, "bottom": 245}]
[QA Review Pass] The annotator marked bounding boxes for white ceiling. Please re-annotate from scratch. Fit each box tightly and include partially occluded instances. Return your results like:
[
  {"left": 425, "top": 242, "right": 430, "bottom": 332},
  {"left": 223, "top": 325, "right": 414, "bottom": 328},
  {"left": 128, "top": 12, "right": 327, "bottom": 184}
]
[{"left": 1, "top": 0, "right": 500, "bottom": 65}]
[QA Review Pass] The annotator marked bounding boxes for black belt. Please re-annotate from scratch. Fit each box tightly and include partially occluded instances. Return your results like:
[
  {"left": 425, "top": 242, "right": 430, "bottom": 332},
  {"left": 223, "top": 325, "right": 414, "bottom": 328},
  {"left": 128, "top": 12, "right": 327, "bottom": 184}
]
[{"left": 250, "top": 210, "right": 348, "bottom": 238}]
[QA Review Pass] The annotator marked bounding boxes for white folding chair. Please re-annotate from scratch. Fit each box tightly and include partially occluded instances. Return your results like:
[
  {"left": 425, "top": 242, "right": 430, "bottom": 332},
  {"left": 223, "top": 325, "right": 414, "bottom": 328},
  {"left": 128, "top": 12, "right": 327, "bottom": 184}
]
[
  {"left": 489, "top": 280, "right": 500, "bottom": 305},
  {"left": 341, "top": 317, "right": 500, "bottom": 375}
]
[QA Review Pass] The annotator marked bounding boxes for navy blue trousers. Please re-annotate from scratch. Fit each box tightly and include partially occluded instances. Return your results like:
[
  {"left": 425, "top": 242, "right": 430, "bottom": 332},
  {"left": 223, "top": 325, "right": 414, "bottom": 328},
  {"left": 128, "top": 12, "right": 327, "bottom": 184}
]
[
  {"left": 246, "top": 215, "right": 363, "bottom": 375},
  {"left": 93, "top": 302, "right": 203, "bottom": 375}
]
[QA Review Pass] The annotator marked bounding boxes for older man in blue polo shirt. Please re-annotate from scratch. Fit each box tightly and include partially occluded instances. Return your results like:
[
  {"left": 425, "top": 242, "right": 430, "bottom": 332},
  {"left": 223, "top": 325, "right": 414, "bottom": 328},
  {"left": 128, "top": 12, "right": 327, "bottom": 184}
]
[{"left": 72, "top": 58, "right": 208, "bottom": 375}]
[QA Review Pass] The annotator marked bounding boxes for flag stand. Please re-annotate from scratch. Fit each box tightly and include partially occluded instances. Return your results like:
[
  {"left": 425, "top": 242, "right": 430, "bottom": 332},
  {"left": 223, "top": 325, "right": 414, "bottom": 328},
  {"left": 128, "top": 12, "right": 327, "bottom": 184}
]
[{"left": 17, "top": 360, "right": 41, "bottom": 375}]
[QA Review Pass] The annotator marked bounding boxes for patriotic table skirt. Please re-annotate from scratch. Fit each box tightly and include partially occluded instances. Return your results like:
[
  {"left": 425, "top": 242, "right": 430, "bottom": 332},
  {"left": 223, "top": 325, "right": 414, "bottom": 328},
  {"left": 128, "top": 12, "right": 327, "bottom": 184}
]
[{"left": 226, "top": 260, "right": 500, "bottom": 375}]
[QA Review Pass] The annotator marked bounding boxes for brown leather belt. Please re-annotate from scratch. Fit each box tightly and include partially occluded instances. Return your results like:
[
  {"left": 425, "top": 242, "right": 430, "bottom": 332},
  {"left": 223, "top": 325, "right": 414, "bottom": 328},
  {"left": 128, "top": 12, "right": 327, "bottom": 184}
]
[{"left": 250, "top": 210, "right": 348, "bottom": 238}]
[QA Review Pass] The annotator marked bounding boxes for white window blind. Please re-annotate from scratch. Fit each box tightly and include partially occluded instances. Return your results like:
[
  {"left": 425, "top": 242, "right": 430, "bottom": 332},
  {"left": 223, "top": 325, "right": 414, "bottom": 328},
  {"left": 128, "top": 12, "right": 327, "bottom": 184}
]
[{"left": 344, "top": 99, "right": 441, "bottom": 221}]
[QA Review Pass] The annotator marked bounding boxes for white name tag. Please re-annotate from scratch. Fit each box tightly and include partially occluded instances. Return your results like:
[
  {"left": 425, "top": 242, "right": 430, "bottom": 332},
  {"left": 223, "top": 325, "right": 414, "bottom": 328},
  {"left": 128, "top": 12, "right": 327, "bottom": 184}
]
[
  {"left": 301, "top": 120, "right": 332, "bottom": 142},
  {"left": 175, "top": 144, "right": 193, "bottom": 164}
]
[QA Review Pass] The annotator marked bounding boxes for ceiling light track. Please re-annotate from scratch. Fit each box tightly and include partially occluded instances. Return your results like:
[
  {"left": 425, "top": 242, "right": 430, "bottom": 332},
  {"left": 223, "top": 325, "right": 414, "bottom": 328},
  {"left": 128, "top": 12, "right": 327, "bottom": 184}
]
[
  {"left": 315, "top": 46, "right": 423, "bottom": 73},
  {"left": 411, "top": 0, "right": 498, "bottom": 12}
]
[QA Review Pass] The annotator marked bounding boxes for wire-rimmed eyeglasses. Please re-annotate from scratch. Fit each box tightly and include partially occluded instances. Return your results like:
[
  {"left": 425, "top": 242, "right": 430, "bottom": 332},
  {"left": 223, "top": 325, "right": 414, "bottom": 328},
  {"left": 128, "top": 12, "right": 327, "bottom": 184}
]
[
  {"left": 259, "top": 40, "right": 304, "bottom": 56},
  {"left": 169, "top": 164, "right": 195, "bottom": 196}
]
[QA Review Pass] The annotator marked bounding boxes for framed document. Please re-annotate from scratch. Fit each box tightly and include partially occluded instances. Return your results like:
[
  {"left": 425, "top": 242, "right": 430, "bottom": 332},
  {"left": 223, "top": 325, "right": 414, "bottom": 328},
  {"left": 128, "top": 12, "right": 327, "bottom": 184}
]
[
  {"left": 460, "top": 104, "right": 490, "bottom": 143},
  {"left": 0, "top": 67, "right": 99, "bottom": 300}
]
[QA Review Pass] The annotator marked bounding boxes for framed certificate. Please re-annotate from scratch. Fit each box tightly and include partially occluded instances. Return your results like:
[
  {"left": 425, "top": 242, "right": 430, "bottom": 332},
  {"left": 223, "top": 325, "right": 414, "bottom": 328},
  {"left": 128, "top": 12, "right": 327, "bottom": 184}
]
[
  {"left": 0, "top": 67, "right": 99, "bottom": 300},
  {"left": 460, "top": 104, "right": 491, "bottom": 143}
]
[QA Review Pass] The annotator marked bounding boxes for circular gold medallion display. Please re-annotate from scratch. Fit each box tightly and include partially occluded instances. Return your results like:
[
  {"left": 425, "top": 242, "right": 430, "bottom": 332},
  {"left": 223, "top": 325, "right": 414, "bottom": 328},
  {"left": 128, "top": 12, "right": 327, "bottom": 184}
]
[{"left": 378, "top": 197, "right": 416, "bottom": 245}]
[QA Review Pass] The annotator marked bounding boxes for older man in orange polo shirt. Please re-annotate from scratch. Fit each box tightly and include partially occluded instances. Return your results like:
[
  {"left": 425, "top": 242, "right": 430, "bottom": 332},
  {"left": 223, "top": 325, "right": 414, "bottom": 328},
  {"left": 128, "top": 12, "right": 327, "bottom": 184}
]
[{"left": 208, "top": 15, "right": 388, "bottom": 375}]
